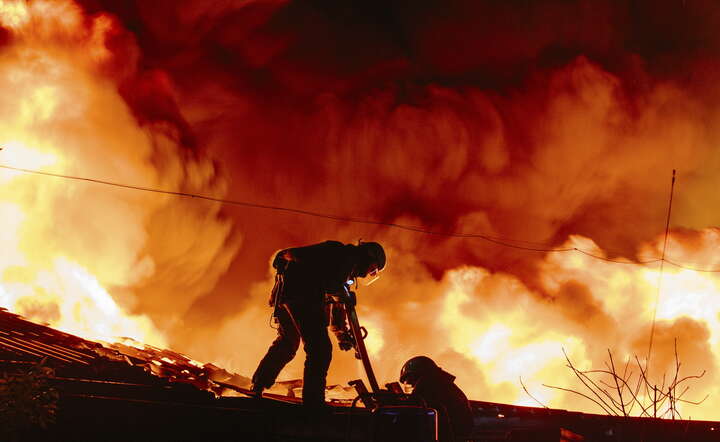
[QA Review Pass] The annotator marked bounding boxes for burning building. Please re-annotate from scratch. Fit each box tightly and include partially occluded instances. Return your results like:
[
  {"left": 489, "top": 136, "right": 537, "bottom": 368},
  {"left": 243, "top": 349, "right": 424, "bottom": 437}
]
[
  {"left": 3, "top": 307, "right": 720, "bottom": 441},
  {"left": 3, "top": 0, "right": 720, "bottom": 438}
]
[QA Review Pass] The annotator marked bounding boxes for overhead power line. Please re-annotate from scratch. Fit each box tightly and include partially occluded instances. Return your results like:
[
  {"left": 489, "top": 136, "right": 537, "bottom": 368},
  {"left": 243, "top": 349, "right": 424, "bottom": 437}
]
[
  {"left": 1, "top": 162, "right": 720, "bottom": 272},
  {"left": 573, "top": 248, "right": 660, "bottom": 265},
  {"left": 663, "top": 258, "right": 720, "bottom": 273},
  {"left": 0, "top": 163, "right": 570, "bottom": 250}
]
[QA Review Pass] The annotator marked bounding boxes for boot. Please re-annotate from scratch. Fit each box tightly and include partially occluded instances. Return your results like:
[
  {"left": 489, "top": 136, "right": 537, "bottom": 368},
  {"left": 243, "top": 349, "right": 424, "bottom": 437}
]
[{"left": 249, "top": 383, "right": 265, "bottom": 398}]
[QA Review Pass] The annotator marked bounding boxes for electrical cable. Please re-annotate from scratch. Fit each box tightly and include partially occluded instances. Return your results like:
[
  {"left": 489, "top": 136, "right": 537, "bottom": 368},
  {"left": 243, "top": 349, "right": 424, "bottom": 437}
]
[
  {"left": 3, "top": 163, "right": 720, "bottom": 271},
  {"left": 0, "top": 163, "right": 577, "bottom": 253},
  {"left": 662, "top": 259, "right": 720, "bottom": 273},
  {"left": 572, "top": 248, "right": 661, "bottom": 265}
]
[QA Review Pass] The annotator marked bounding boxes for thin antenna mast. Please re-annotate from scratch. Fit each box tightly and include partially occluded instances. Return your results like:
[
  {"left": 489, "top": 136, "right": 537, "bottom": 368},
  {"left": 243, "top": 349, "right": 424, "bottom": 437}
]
[{"left": 646, "top": 169, "right": 677, "bottom": 369}]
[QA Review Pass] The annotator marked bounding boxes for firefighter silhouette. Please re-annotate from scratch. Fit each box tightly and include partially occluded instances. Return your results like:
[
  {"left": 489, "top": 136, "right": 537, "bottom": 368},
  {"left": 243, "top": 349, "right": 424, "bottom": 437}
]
[
  {"left": 400, "top": 356, "right": 474, "bottom": 442},
  {"left": 251, "top": 240, "right": 385, "bottom": 408}
]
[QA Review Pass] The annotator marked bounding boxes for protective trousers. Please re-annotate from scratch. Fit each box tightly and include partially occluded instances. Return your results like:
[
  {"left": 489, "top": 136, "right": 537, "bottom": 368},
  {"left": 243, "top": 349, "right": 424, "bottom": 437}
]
[{"left": 251, "top": 302, "right": 332, "bottom": 407}]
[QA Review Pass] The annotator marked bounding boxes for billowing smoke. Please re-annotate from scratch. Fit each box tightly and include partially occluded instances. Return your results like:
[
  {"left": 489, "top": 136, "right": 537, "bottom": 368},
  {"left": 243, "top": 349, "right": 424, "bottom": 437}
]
[{"left": 3, "top": 0, "right": 720, "bottom": 419}]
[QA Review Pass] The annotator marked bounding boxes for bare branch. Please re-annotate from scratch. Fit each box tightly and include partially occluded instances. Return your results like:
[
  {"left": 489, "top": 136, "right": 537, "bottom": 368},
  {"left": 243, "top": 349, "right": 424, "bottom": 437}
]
[
  {"left": 675, "top": 386, "right": 690, "bottom": 402},
  {"left": 561, "top": 348, "right": 619, "bottom": 415},
  {"left": 620, "top": 356, "right": 632, "bottom": 397},
  {"left": 609, "top": 349, "right": 626, "bottom": 416},
  {"left": 634, "top": 355, "right": 657, "bottom": 415},
  {"left": 519, "top": 376, "right": 549, "bottom": 409},
  {"left": 584, "top": 364, "right": 653, "bottom": 417},
  {"left": 675, "top": 371, "right": 706, "bottom": 387},
  {"left": 677, "top": 394, "right": 709, "bottom": 406},
  {"left": 542, "top": 340, "right": 707, "bottom": 420},
  {"left": 599, "top": 380, "right": 615, "bottom": 388},
  {"left": 660, "top": 372, "right": 667, "bottom": 394},
  {"left": 543, "top": 383, "right": 617, "bottom": 416}
]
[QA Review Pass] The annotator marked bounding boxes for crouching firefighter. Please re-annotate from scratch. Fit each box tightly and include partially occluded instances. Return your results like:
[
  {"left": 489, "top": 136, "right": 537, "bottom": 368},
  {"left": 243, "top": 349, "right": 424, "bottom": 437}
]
[
  {"left": 251, "top": 240, "right": 386, "bottom": 408},
  {"left": 400, "top": 356, "right": 474, "bottom": 442}
]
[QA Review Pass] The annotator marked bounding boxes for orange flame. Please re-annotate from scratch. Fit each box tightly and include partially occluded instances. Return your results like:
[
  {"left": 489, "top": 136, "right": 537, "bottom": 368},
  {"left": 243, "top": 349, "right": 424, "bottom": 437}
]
[
  {"left": 430, "top": 234, "right": 720, "bottom": 419},
  {"left": 0, "top": 0, "right": 165, "bottom": 347}
]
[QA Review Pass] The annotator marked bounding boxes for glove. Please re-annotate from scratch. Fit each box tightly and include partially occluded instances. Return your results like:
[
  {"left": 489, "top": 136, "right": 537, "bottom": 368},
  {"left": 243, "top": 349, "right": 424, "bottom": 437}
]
[
  {"left": 335, "top": 330, "right": 354, "bottom": 351},
  {"left": 346, "top": 290, "right": 357, "bottom": 307}
]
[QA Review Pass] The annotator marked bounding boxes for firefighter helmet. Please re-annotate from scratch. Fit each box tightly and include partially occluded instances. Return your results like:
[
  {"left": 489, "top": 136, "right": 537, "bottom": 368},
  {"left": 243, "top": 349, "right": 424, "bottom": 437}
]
[
  {"left": 357, "top": 241, "right": 386, "bottom": 284},
  {"left": 400, "top": 356, "right": 438, "bottom": 386},
  {"left": 360, "top": 241, "right": 385, "bottom": 270}
]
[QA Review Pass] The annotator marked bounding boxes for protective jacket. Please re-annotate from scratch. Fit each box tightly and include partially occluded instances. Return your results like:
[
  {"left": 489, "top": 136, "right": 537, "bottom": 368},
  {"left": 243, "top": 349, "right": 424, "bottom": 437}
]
[
  {"left": 411, "top": 368, "right": 474, "bottom": 442},
  {"left": 274, "top": 240, "right": 362, "bottom": 305},
  {"left": 252, "top": 240, "right": 366, "bottom": 407}
]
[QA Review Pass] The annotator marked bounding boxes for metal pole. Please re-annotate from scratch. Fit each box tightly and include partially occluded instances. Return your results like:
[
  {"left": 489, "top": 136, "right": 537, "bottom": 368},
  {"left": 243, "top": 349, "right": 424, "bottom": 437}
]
[
  {"left": 647, "top": 170, "right": 676, "bottom": 371},
  {"left": 343, "top": 287, "right": 380, "bottom": 393}
]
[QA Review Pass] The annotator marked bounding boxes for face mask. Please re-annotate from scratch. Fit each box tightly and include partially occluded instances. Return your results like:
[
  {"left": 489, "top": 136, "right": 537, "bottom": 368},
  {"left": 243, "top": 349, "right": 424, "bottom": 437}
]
[{"left": 361, "top": 264, "right": 381, "bottom": 286}]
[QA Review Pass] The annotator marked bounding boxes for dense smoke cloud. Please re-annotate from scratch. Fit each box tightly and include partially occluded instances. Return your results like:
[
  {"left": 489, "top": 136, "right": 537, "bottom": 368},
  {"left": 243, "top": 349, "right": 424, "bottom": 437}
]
[
  {"left": 4, "top": 0, "right": 720, "bottom": 417},
  {"left": 92, "top": 0, "right": 720, "bottom": 311},
  {"left": 89, "top": 0, "right": 720, "bottom": 400}
]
